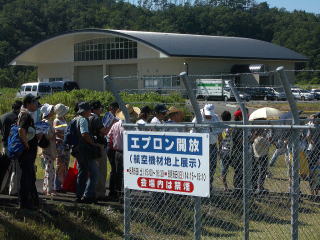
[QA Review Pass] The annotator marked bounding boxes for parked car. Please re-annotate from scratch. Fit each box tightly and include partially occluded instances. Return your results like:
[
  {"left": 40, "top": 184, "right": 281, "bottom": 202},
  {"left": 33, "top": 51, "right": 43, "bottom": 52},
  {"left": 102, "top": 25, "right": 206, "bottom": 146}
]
[
  {"left": 223, "top": 87, "right": 251, "bottom": 102},
  {"left": 291, "top": 88, "right": 314, "bottom": 101},
  {"left": 241, "top": 87, "right": 275, "bottom": 100},
  {"left": 16, "top": 82, "right": 52, "bottom": 98},
  {"left": 50, "top": 81, "right": 79, "bottom": 92},
  {"left": 267, "top": 87, "right": 287, "bottom": 101},
  {"left": 310, "top": 89, "right": 320, "bottom": 100}
]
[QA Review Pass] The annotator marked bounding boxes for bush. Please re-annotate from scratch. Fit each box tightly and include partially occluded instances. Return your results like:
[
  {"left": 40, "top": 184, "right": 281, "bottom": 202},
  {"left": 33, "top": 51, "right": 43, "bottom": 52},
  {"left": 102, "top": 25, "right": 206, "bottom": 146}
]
[
  {"left": 0, "top": 88, "right": 19, "bottom": 114},
  {"left": 0, "top": 89, "right": 190, "bottom": 120}
]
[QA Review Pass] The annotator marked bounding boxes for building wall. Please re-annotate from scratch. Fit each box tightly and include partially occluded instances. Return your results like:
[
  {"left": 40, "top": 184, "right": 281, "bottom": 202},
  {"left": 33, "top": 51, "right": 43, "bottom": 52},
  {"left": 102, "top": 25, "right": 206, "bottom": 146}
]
[
  {"left": 137, "top": 43, "right": 161, "bottom": 59},
  {"left": 38, "top": 63, "right": 74, "bottom": 82},
  {"left": 75, "top": 65, "right": 103, "bottom": 91},
  {"left": 36, "top": 39, "right": 297, "bottom": 90}
]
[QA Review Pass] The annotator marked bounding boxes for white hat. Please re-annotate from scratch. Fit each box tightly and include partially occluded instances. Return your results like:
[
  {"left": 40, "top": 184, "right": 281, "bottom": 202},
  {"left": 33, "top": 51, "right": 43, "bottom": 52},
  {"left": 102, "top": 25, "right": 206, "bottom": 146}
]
[
  {"left": 203, "top": 104, "right": 215, "bottom": 116},
  {"left": 54, "top": 103, "right": 69, "bottom": 118},
  {"left": 40, "top": 103, "right": 54, "bottom": 118}
]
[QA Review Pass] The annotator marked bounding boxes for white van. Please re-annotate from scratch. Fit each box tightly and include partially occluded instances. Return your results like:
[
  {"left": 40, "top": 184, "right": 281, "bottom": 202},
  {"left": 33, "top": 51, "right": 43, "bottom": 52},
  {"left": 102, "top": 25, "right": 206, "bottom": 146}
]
[{"left": 16, "top": 82, "right": 52, "bottom": 98}]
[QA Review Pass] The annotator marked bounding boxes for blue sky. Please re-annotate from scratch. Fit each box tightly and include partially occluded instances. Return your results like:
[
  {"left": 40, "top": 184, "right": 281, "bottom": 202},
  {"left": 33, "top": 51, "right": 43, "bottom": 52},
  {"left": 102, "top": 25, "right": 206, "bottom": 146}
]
[{"left": 256, "top": 0, "right": 319, "bottom": 14}]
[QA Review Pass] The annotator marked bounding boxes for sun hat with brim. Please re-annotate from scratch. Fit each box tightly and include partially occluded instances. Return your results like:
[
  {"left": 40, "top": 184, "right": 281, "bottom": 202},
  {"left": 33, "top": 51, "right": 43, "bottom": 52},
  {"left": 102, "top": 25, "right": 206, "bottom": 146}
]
[
  {"left": 203, "top": 104, "right": 215, "bottom": 116},
  {"left": 167, "top": 106, "right": 182, "bottom": 116},
  {"left": 77, "top": 102, "right": 91, "bottom": 114},
  {"left": 40, "top": 103, "right": 54, "bottom": 118},
  {"left": 54, "top": 103, "right": 69, "bottom": 118},
  {"left": 116, "top": 104, "right": 141, "bottom": 121}
]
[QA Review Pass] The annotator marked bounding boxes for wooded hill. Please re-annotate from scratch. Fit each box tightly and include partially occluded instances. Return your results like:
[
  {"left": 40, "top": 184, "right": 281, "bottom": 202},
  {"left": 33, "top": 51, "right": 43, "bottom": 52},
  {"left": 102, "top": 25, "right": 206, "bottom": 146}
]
[{"left": 0, "top": 0, "right": 319, "bottom": 87}]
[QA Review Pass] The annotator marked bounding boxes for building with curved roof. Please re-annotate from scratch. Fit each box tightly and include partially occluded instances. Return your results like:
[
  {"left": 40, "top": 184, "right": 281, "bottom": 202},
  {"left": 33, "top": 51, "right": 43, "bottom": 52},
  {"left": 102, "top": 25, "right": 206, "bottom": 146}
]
[{"left": 10, "top": 29, "right": 308, "bottom": 90}]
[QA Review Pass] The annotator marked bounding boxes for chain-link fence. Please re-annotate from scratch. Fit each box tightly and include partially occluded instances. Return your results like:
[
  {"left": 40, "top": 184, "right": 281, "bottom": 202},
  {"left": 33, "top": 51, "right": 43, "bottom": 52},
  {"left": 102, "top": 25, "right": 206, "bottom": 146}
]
[{"left": 104, "top": 67, "right": 320, "bottom": 240}]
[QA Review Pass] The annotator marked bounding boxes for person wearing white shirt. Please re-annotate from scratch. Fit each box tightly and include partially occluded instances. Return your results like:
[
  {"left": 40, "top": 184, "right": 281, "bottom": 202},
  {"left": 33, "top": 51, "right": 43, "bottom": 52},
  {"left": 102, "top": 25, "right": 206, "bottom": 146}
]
[
  {"left": 136, "top": 106, "right": 152, "bottom": 125},
  {"left": 191, "top": 104, "right": 222, "bottom": 191},
  {"left": 151, "top": 104, "right": 167, "bottom": 124}
]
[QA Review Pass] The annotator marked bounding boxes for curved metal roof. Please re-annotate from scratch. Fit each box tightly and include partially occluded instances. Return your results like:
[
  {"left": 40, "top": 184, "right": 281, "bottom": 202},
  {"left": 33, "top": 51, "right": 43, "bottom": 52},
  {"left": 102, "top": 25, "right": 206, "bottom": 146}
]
[
  {"left": 10, "top": 29, "right": 308, "bottom": 65},
  {"left": 113, "top": 29, "right": 308, "bottom": 61}
]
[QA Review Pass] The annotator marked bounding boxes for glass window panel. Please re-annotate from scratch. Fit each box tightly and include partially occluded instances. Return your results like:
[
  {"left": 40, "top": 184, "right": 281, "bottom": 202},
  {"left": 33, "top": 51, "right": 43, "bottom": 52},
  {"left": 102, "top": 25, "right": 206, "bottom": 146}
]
[
  {"left": 163, "top": 78, "right": 171, "bottom": 88},
  {"left": 124, "top": 49, "right": 128, "bottom": 59},
  {"left": 74, "top": 38, "right": 137, "bottom": 61},
  {"left": 111, "top": 50, "right": 115, "bottom": 59}
]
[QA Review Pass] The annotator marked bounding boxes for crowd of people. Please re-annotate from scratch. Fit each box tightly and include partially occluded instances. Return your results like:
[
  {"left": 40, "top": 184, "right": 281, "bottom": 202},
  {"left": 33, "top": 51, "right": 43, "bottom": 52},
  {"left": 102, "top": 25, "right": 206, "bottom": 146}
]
[{"left": 0, "top": 93, "right": 319, "bottom": 210}]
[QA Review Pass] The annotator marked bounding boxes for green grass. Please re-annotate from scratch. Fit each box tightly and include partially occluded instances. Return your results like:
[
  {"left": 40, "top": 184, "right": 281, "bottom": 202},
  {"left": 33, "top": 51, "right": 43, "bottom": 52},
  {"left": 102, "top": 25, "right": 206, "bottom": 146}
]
[{"left": 0, "top": 203, "right": 123, "bottom": 240}]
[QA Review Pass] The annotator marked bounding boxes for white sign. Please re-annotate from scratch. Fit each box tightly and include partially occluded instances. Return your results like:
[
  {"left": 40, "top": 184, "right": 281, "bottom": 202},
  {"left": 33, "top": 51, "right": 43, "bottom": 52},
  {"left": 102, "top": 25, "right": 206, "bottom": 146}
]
[{"left": 124, "top": 131, "right": 210, "bottom": 197}]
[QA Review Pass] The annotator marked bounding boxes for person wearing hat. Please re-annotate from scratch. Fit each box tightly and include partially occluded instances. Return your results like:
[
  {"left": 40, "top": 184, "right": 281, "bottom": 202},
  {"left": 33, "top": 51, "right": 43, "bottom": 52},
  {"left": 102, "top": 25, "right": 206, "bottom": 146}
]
[
  {"left": 17, "top": 94, "right": 41, "bottom": 209},
  {"left": 108, "top": 104, "right": 140, "bottom": 202},
  {"left": 76, "top": 101, "right": 100, "bottom": 203},
  {"left": 166, "top": 106, "right": 184, "bottom": 123},
  {"left": 230, "top": 109, "right": 244, "bottom": 198},
  {"left": 53, "top": 103, "right": 70, "bottom": 192},
  {"left": 151, "top": 104, "right": 167, "bottom": 124},
  {"left": 89, "top": 100, "right": 108, "bottom": 200},
  {"left": 40, "top": 103, "right": 57, "bottom": 196},
  {"left": 0, "top": 100, "right": 22, "bottom": 195},
  {"left": 191, "top": 104, "right": 221, "bottom": 191},
  {"left": 115, "top": 104, "right": 140, "bottom": 123},
  {"left": 218, "top": 111, "right": 232, "bottom": 191}
]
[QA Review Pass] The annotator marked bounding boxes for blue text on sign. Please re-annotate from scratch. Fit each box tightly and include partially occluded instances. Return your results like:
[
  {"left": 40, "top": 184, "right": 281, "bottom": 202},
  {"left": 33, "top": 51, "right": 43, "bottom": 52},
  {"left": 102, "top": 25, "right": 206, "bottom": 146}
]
[{"left": 127, "top": 134, "right": 203, "bottom": 155}]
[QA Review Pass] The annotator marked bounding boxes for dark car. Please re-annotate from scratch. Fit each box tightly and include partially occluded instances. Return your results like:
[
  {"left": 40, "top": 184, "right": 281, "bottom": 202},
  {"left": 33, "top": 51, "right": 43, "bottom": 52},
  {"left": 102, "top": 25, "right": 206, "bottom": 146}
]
[
  {"left": 241, "top": 87, "right": 275, "bottom": 100},
  {"left": 310, "top": 89, "right": 320, "bottom": 100},
  {"left": 50, "top": 81, "right": 79, "bottom": 92}
]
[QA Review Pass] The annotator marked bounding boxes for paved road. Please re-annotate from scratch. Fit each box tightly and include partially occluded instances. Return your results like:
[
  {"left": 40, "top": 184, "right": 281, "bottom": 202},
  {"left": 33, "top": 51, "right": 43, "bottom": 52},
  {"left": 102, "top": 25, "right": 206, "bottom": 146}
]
[{"left": 186, "top": 100, "right": 258, "bottom": 116}]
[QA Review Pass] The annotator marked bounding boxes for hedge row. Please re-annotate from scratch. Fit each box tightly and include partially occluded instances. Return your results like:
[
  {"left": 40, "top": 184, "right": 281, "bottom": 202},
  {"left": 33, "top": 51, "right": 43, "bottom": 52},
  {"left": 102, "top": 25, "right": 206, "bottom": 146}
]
[{"left": 0, "top": 88, "right": 190, "bottom": 120}]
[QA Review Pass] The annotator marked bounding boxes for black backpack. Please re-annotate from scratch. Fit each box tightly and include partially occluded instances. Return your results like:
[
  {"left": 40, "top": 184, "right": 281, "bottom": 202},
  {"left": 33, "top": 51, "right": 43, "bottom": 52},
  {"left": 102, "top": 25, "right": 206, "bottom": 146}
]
[{"left": 63, "top": 118, "right": 79, "bottom": 147}]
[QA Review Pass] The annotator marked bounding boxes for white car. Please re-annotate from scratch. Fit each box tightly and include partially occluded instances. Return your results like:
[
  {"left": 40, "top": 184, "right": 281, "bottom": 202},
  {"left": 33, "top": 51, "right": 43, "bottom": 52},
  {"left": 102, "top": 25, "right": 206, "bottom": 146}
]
[
  {"left": 16, "top": 82, "right": 52, "bottom": 98},
  {"left": 291, "top": 88, "right": 314, "bottom": 101}
]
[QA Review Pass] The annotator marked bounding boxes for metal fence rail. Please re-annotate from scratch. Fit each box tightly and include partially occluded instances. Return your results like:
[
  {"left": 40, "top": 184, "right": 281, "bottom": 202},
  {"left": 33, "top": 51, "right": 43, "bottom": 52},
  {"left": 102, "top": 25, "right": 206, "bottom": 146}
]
[{"left": 104, "top": 67, "right": 320, "bottom": 240}]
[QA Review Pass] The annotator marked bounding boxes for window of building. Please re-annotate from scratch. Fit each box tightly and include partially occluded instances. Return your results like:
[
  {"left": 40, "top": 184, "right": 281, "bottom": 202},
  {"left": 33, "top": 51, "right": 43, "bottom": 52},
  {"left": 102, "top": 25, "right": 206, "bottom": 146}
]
[
  {"left": 143, "top": 75, "right": 181, "bottom": 89},
  {"left": 74, "top": 37, "right": 137, "bottom": 61},
  {"left": 49, "top": 77, "right": 63, "bottom": 82}
]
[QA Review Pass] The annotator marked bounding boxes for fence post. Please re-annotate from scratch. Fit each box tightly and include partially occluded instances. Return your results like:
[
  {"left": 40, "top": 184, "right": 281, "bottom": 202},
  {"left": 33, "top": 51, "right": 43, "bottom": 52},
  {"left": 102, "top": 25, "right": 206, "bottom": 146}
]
[
  {"left": 229, "top": 81, "right": 250, "bottom": 240},
  {"left": 276, "top": 67, "right": 300, "bottom": 240},
  {"left": 180, "top": 72, "right": 202, "bottom": 240},
  {"left": 104, "top": 75, "right": 131, "bottom": 240}
]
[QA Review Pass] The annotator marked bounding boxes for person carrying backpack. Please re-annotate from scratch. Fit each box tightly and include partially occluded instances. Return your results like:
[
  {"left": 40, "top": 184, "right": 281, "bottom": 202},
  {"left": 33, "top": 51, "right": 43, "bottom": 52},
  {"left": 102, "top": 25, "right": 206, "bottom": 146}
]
[
  {"left": 0, "top": 100, "right": 22, "bottom": 195},
  {"left": 75, "top": 102, "right": 100, "bottom": 203}
]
